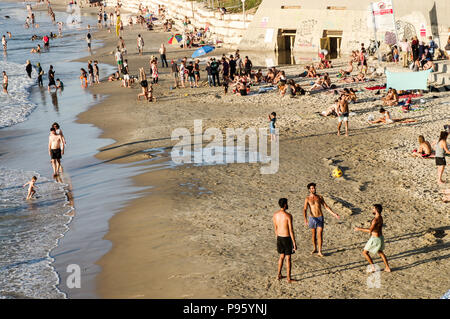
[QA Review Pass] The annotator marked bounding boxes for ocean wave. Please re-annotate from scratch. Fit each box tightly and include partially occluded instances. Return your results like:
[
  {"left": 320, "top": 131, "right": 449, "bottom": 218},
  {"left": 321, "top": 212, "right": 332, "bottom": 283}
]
[
  {"left": 0, "top": 167, "right": 73, "bottom": 299},
  {"left": 0, "top": 60, "right": 37, "bottom": 129}
]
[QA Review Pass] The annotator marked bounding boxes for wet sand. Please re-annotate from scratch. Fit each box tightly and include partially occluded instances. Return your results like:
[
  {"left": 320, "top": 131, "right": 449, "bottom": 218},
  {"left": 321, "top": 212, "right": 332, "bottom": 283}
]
[{"left": 68, "top": 11, "right": 450, "bottom": 299}]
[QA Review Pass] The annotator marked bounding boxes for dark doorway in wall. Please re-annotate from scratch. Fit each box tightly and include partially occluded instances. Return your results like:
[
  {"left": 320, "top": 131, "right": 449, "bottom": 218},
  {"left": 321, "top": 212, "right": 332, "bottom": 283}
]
[
  {"left": 320, "top": 30, "right": 343, "bottom": 59},
  {"left": 276, "top": 29, "right": 296, "bottom": 64}
]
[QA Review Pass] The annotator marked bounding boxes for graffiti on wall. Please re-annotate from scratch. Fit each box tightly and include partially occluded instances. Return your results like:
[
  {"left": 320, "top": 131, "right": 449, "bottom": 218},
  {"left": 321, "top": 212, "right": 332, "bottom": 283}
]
[
  {"left": 395, "top": 20, "right": 417, "bottom": 41},
  {"left": 297, "top": 19, "right": 317, "bottom": 48},
  {"left": 298, "top": 19, "right": 317, "bottom": 36},
  {"left": 351, "top": 18, "right": 368, "bottom": 33}
]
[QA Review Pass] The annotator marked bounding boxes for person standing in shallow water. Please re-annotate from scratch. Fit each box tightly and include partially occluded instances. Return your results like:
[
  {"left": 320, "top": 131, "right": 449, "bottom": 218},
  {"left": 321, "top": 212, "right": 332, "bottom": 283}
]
[
  {"left": 48, "top": 127, "right": 64, "bottom": 177},
  {"left": 26, "top": 60, "right": 33, "bottom": 78},
  {"left": 303, "top": 183, "right": 340, "bottom": 257},
  {"left": 273, "top": 198, "right": 296, "bottom": 283},
  {"left": 355, "top": 204, "right": 391, "bottom": 273}
]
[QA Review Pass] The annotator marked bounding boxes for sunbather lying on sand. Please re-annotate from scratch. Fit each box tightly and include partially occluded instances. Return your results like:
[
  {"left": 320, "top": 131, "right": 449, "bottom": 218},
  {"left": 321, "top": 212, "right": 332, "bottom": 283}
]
[
  {"left": 310, "top": 73, "right": 331, "bottom": 91},
  {"left": 340, "top": 72, "right": 365, "bottom": 83},
  {"left": 369, "top": 108, "right": 417, "bottom": 124}
]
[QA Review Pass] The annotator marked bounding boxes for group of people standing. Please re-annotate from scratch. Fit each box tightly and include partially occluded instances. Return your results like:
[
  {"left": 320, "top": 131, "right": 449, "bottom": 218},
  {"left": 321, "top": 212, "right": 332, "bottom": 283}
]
[{"left": 273, "top": 183, "right": 390, "bottom": 283}]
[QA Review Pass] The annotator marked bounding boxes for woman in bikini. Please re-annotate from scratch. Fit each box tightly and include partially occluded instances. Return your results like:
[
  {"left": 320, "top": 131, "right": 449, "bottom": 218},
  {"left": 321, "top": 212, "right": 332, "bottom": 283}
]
[
  {"left": 382, "top": 88, "right": 399, "bottom": 106},
  {"left": 369, "top": 108, "right": 416, "bottom": 124},
  {"left": 412, "top": 135, "right": 433, "bottom": 158},
  {"left": 80, "top": 68, "right": 88, "bottom": 88}
]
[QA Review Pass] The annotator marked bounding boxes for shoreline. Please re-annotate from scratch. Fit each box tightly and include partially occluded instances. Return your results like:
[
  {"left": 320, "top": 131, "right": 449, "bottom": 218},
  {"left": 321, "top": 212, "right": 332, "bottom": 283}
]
[
  {"left": 78, "top": 18, "right": 450, "bottom": 299},
  {"left": 6, "top": 0, "right": 448, "bottom": 299}
]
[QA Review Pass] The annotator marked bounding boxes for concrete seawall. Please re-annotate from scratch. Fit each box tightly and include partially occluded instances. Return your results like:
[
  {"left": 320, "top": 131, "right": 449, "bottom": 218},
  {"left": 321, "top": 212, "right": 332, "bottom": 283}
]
[{"left": 105, "top": 0, "right": 253, "bottom": 48}]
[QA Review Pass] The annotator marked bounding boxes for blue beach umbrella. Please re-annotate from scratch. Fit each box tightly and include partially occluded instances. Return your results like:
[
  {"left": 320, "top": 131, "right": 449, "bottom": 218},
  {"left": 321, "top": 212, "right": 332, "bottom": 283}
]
[{"left": 191, "top": 45, "right": 215, "bottom": 58}]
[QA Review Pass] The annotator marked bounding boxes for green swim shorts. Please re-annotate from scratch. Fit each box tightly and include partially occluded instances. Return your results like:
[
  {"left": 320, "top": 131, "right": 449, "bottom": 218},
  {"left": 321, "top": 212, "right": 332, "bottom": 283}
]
[{"left": 364, "top": 236, "right": 385, "bottom": 254}]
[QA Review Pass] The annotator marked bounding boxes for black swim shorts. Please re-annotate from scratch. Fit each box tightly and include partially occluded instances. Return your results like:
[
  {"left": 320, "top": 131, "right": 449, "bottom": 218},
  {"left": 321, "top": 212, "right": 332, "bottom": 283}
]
[
  {"left": 277, "top": 236, "right": 294, "bottom": 255},
  {"left": 51, "top": 148, "right": 61, "bottom": 160},
  {"left": 436, "top": 157, "right": 446, "bottom": 166}
]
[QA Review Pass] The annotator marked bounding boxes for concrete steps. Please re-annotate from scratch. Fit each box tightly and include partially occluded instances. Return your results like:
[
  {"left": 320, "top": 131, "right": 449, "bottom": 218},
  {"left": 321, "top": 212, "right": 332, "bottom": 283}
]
[{"left": 429, "top": 60, "right": 450, "bottom": 85}]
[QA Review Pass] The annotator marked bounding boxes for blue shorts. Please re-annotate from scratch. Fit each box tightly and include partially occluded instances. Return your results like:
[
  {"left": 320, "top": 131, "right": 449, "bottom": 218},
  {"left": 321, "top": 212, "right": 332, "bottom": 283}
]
[
  {"left": 270, "top": 127, "right": 276, "bottom": 134},
  {"left": 309, "top": 216, "right": 324, "bottom": 229}
]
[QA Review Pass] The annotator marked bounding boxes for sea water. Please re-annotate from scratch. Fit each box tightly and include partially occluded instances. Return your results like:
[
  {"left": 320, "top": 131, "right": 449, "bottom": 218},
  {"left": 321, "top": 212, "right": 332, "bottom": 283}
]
[
  {"left": 0, "top": 168, "right": 72, "bottom": 299},
  {"left": 0, "top": 2, "right": 99, "bottom": 298}
]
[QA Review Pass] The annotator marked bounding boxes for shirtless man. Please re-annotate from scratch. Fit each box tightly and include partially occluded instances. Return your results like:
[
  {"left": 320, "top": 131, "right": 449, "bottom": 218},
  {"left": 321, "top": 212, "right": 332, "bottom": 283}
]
[
  {"left": 339, "top": 61, "right": 353, "bottom": 77},
  {"left": 273, "top": 198, "right": 297, "bottom": 282},
  {"left": 355, "top": 204, "right": 391, "bottom": 273},
  {"left": 2, "top": 71, "right": 7, "bottom": 94},
  {"left": 48, "top": 127, "right": 64, "bottom": 176},
  {"left": 337, "top": 95, "right": 349, "bottom": 136},
  {"left": 303, "top": 183, "right": 340, "bottom": 257}
]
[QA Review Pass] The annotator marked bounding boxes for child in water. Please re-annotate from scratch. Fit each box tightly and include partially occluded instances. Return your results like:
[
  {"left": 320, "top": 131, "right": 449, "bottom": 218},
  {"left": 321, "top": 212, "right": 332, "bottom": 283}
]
[{"left": 23, "top": 176, "right": 38, "bottom": 200}]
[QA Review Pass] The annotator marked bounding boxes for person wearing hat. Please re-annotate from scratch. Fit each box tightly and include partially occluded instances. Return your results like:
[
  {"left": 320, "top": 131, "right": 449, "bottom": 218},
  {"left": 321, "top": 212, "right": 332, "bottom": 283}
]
[{"left": 25, "top": 60, "right": 33, "bottom": 78}]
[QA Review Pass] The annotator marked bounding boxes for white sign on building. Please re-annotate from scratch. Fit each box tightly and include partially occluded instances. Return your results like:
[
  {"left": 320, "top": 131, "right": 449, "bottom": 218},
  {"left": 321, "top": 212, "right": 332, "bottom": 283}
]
[{"left": 370, "top": 0, "right": 395, "bottom": 32}]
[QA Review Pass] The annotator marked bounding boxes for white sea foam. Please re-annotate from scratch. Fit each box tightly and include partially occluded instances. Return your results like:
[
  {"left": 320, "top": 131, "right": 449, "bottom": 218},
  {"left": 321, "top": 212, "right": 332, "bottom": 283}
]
[
  {"left": 0, "top": 61, "right": 36, "bottom": 129},
  {"left": 0, "top": 168, "right": 73, "bottom": 299}
]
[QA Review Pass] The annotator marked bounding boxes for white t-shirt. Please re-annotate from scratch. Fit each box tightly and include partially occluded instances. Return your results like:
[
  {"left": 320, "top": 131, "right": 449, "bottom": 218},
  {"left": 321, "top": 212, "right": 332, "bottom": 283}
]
[{"left": 115, "top": 51, "right": 122, "bottom": 62}]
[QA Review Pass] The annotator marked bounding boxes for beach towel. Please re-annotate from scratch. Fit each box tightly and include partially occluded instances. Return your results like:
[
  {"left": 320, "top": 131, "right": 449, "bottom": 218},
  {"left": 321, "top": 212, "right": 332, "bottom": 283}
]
[
  {"left": 385, "top": 69, "right": 432, "bottom": 91},
  {"left": 257, "top": 86, "right": 276, "bottom": 94},
  {"left": 365, "top": 85, "right": 386, "bottom": 90},
  {"left": 398, "top": 94, "right": 423, "bottom": 100}
]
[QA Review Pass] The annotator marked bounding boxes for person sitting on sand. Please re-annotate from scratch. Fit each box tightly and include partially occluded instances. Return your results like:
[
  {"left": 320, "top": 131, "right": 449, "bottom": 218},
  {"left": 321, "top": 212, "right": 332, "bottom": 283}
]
[
  {"left": 108, "top": 71, "right": 120, "bottom": 82},
  {"left": 422, "top": 58, "right": 434, "bottom": 71},
  {"left": 23, "top": 176, "right": 38, "bottom": 200},
  {"left": 264, "top": 68, "right": 276, "bottom": 83},
  {"left": 278, "top": 82, "right": 287, "bottom": 97},
  {"left": 236, "top": 81, "right": 248, "bottom": 96},
  {"left": 320, "top": 99, "right": 339, "bottom": 117},
  {"left": 274, "top": 70, "right": 287, "bottom": 85},
  {"left": 252, "top": 69, "right": 263, "bottom": 83},
  {"left": 369, "top": 108, "right": 416, "bottom": 124},
  {"left": 310, "top": 76, "right": 325, "bottom": 91},
  {"left": 306, "top": 65, "right": 317, "bottom": 78},
  {"left": 382, "top": 88, "right": 399, "bottom": 106},
  {"left": 339, "top": 61, "right": 353, "bottom": 77},
  {"left": 412, "top": 135, "right": 433, "bottom": 158}
]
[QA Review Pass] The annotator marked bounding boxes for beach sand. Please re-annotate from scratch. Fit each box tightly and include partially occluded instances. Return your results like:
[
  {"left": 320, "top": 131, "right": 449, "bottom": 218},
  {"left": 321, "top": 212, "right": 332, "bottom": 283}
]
[{"left": 62, "top": 5, "right": 450, "bottom": 298}]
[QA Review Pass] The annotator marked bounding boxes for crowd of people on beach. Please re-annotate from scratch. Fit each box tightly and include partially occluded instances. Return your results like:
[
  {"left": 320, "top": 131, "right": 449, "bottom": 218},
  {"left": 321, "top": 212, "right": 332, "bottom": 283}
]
[{"left": 2, "top": 0, "right": 449, "bottom": 291}]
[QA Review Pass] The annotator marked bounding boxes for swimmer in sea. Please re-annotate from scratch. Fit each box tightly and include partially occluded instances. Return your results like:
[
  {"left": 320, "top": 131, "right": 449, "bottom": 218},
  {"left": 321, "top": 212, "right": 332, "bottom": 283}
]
[{"left": 2, "top": 71, "right": 8, "bottom": 94}]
